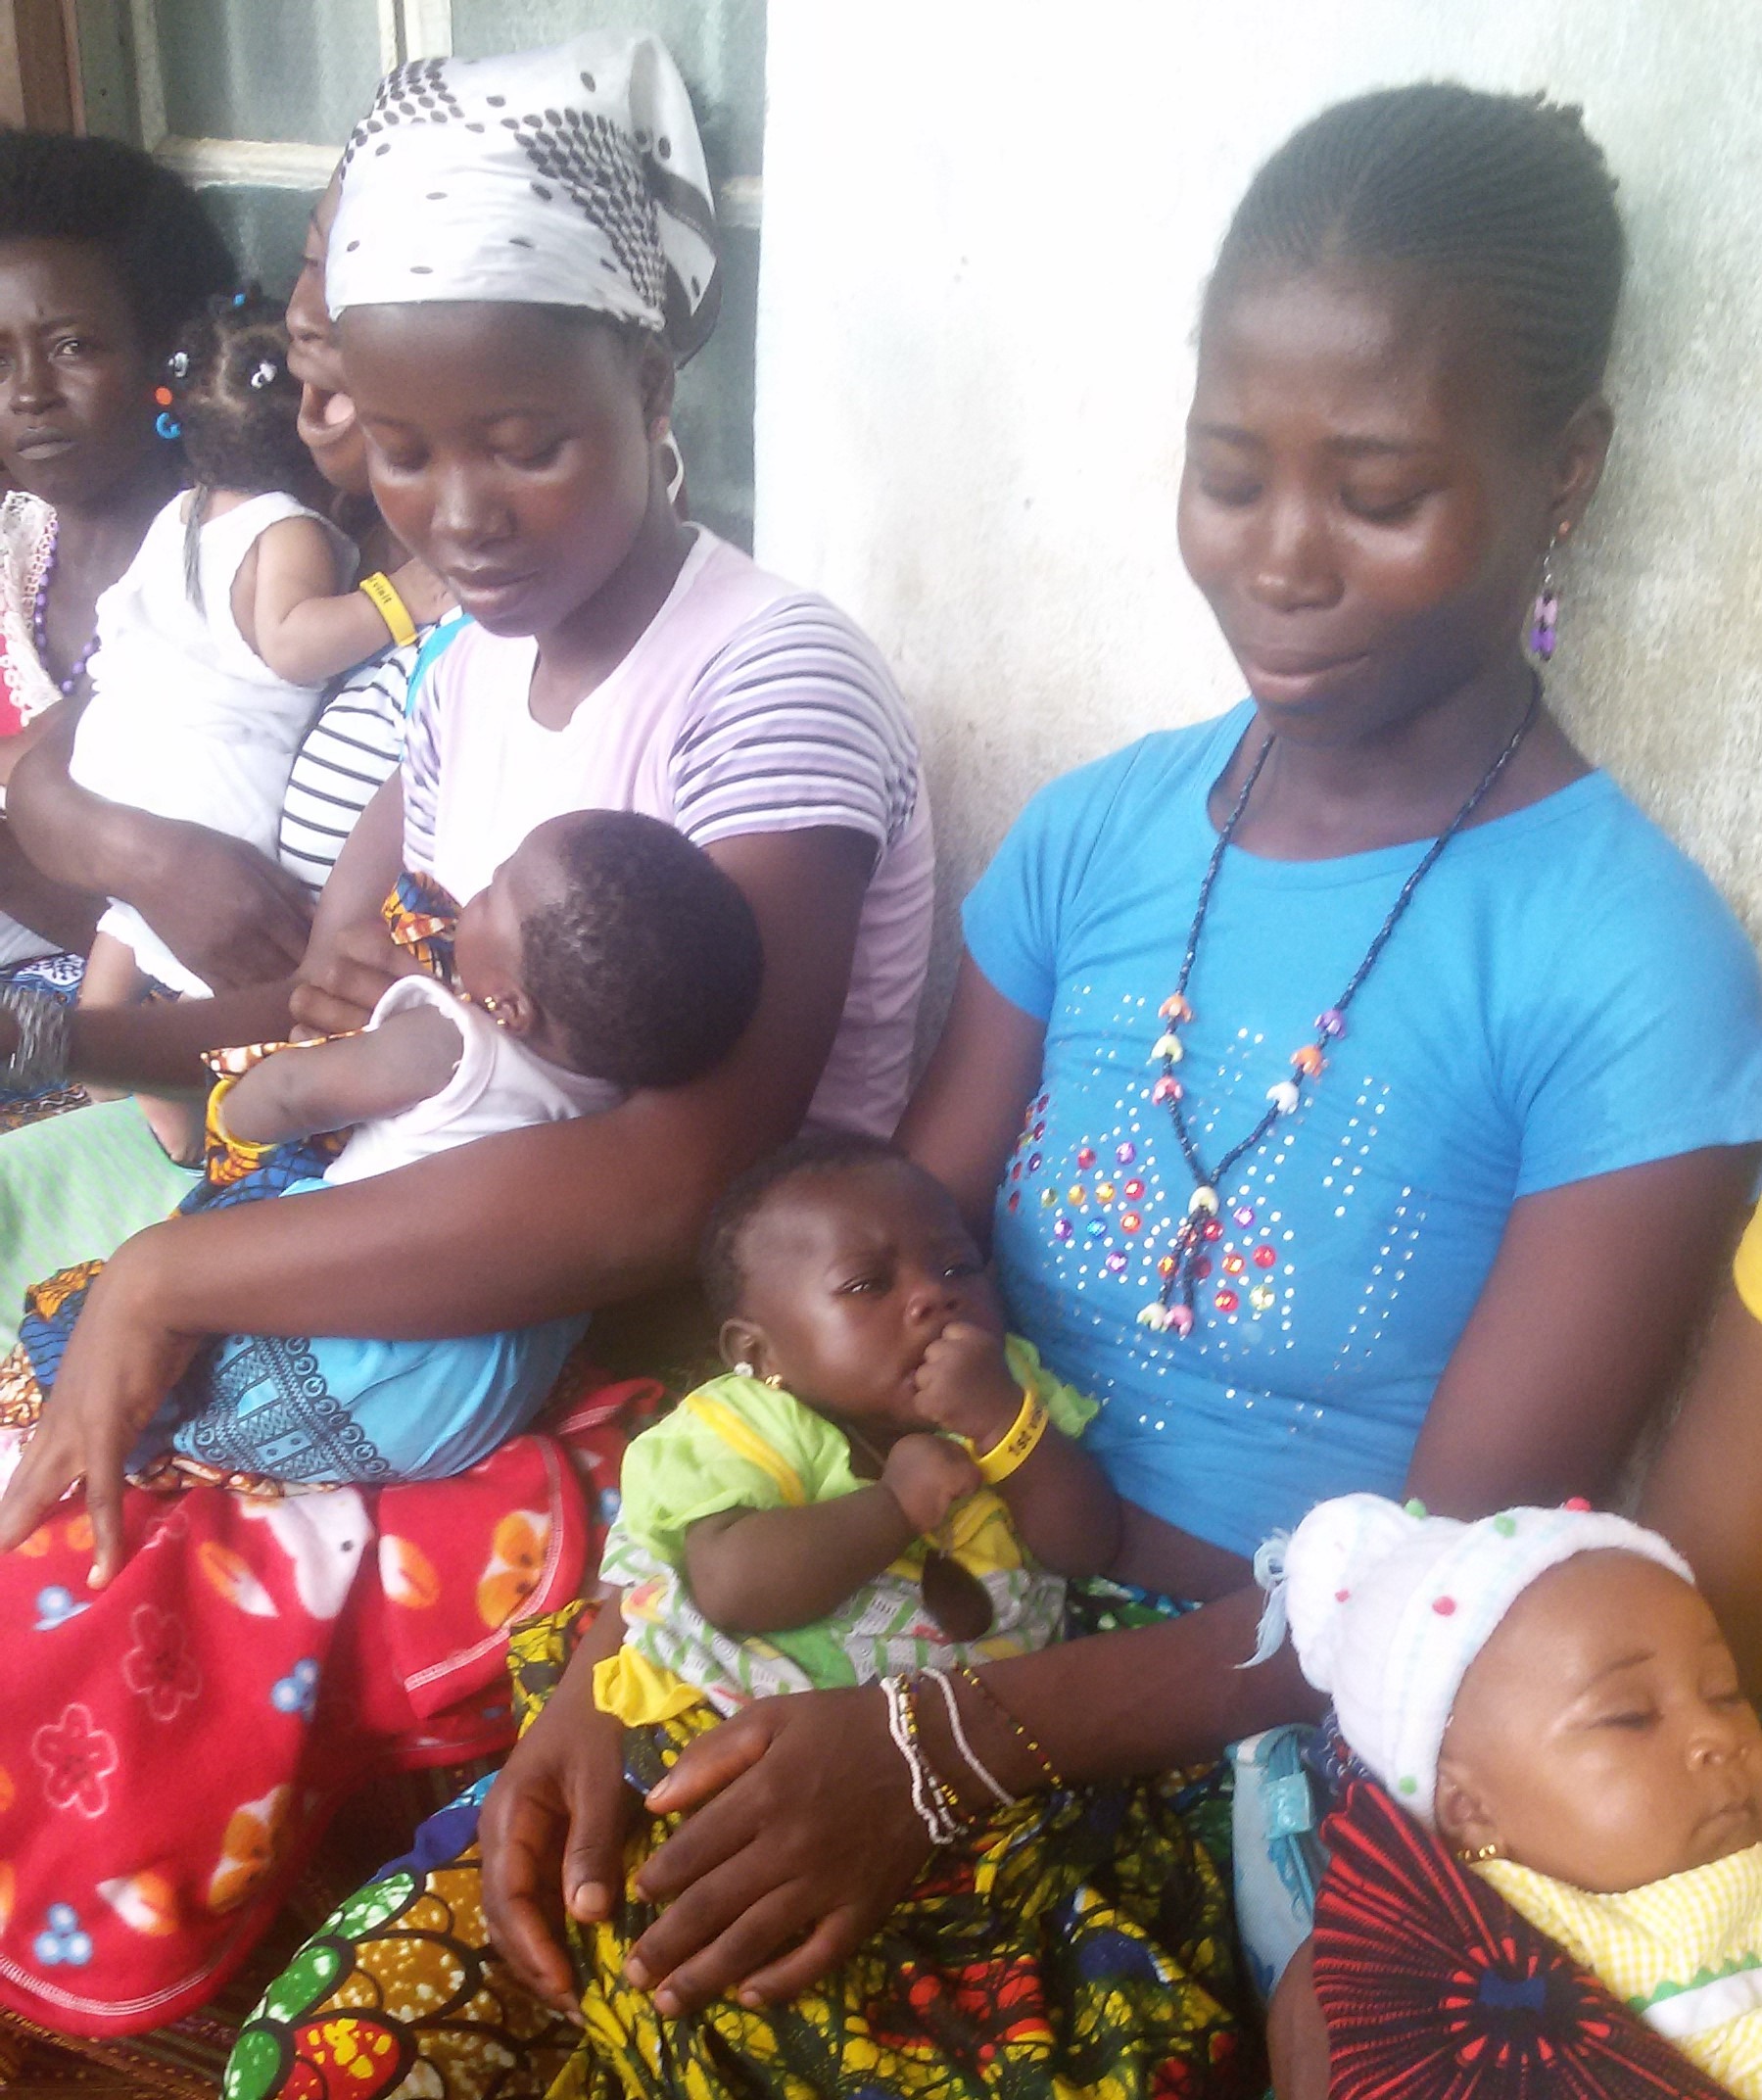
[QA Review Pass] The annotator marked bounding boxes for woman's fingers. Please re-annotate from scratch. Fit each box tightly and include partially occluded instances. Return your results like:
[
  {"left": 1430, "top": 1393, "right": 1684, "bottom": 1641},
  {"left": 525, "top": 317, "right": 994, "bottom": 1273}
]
[
  {"left": 80, "top": 1421, "right": 132, "bottom": 1590},
  {"left": 733, "top": 1908, "right": 872, "bottom": 2009},
  {"left": 645, "top": 1881, "right": 848, "bottom": 2018},
  {"left": 642, "top": 1703, "right": 775, "bottom": 1822},
  {"left": 625, "top": 1845, "right": 798, "bottom": 1999},
  {"left": 562, "top": 1761, "right": 632, "bottom": 1927},
  {"left": 479, "top": 1787, "right": 585, "bottom": 2023},
  {"left": 292, "top": 920, "right": 414, "bottom": 1035}
]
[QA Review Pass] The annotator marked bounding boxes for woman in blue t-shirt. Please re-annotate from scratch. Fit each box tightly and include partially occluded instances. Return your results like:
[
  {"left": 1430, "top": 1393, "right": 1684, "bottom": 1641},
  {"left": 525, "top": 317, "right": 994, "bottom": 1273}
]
[{"left": 250, "top": 83, "right": 1762, "bottom": 2100}]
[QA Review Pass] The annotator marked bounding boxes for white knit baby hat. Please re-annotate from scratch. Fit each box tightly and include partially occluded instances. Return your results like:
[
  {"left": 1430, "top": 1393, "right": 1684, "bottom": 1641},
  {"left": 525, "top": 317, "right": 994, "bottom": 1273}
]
[{"left": 1274, "top": 1492, "right": 1693, "bottom": 1824}]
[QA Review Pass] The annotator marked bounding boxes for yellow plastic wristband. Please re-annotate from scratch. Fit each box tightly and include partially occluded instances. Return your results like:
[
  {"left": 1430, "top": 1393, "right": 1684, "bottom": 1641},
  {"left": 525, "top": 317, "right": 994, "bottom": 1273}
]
[
  {"left": 964, "top": 1387, "right": 1049, "bottom": 1484},
  {"left": 358, "top": 570, "right": 417, "bottom": 649}
]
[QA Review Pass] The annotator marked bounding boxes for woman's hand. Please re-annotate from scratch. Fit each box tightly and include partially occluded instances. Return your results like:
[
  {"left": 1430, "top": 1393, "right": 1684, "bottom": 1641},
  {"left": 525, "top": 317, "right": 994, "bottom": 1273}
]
[
  {"left": 289, "top": 915, "right": 414, "bottom": 1037},
  {"left": 479, "top": 1598, "right": 636, "bottom": 2024},
  {"left": 123, "top": 824, "right": 315, "bottom": 991},
  {"left": 628, "top": 1687, "right": 929, "bottom": 2014},
  {"left": 0, "top": 1234, "right": 198, "bottom": 1588}
]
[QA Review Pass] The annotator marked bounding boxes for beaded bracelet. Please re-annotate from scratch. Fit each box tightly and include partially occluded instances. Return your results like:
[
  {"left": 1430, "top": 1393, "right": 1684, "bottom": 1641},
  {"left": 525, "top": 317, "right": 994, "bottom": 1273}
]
[
  {"left": 921, "top": 1667, "right": 1017, "bottom": 1809},
  {"left": 358, "top": 570, "right": 418, "bottom": 648},
  {"left": 955, "top": 1664, "right": 1066, "bottom": 1789},
  {"left": 0, "top": 983, "right": 71, "bottom": 1096},
  {"left": 962, "top": 1386, "right": 1049, "bottom": 1484},
  {"left": 881, "top": 1675, "right": 968, "bottom": 1844}
]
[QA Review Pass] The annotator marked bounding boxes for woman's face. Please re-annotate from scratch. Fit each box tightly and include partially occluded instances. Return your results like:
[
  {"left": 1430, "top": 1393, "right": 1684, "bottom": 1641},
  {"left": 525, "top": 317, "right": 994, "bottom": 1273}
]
[
  {"left": 1178, "top": 262, "right": 1603, "bottom": 742},
  {"left": 0, "top": 237, "right": 160, "bottom": 509},
  {"left": 286, "top": 179, "right": 370, "bottom": 499},
  {"left": 339, "top": 301, "right": 665, "bottom": 639}
]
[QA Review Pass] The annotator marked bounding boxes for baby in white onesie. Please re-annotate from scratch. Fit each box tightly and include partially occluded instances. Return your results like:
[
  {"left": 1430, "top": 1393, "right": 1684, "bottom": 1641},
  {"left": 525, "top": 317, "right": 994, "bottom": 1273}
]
[
  {"left": 219, "top": 806, "right": 764, "bottom": 1198},
  {"left": 131, "top": 807, "right": 765, "bottom": 1489}
]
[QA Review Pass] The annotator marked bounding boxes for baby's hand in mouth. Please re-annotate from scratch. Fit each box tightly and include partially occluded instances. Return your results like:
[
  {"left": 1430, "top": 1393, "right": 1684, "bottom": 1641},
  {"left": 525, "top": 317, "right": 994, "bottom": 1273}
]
[{"left": 913, "top": 1322, "right": 1022, "bottom": 1447}]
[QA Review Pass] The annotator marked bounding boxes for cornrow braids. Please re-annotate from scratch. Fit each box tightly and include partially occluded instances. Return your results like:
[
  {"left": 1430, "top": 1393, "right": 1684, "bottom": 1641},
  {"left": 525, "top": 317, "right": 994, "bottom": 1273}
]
[
  {"left": 163, "top": 291, "right": 313, "bottom": 606},
  {"left": 1207, "top": 83, "right": 1626, "bottom": 435}
]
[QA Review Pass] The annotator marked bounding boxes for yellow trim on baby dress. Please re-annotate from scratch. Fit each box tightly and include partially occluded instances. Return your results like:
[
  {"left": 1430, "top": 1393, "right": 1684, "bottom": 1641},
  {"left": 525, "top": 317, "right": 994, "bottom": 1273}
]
[{"left": 679, "top": 1390, "right": 808, "bottom": 1505}]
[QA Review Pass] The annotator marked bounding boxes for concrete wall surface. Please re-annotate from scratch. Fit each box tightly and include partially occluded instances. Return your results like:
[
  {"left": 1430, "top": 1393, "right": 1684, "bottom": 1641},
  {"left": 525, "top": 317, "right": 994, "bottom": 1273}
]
[{"left": 754, "top": 0, "right": 1762, "bottom": 1014}]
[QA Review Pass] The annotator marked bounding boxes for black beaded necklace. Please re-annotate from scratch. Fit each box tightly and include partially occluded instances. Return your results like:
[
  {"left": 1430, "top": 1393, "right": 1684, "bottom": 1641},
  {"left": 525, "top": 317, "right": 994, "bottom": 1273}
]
[{"left": 1138, "top": 681, "right": 1542, "bottom": 1339}]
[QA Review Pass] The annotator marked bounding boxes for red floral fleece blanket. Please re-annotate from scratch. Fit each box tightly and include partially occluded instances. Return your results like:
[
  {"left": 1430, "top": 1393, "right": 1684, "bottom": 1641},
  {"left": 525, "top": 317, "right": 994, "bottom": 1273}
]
[{"left": 0, "top": 1375, "right": 649, "bottom": 2038}]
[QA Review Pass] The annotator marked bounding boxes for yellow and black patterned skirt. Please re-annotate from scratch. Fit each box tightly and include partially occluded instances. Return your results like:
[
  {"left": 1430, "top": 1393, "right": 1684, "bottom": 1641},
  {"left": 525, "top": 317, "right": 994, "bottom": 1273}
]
[{"left": 225, "top": 1609, "right": 1259, "bottom": 2100}]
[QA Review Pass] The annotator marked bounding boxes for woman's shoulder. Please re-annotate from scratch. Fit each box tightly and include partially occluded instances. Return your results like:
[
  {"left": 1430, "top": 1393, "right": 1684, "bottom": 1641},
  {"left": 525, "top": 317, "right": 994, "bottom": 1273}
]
[
  {"left": 994, "top": 705, "right": 1250, "bottom": 862},
  {"left": 680, "top": 535, "right": 905, "bottom": 704},
  {"left": 1470, "top": 771, "right": 1754, "bottom": 963}
]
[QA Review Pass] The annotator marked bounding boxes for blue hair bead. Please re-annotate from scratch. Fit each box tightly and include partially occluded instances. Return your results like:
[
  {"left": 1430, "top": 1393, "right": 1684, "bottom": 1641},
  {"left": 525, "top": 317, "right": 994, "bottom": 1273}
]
[{"left": 155, "top": 411, "right": 181, "bottom": 441}]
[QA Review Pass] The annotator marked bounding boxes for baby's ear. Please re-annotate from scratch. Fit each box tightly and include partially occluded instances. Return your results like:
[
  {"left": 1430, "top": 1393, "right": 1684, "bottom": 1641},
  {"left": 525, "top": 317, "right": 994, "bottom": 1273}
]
[
  {"left": 1434, "top": 1755, "right": 1500, "bottom": 1859},
  {"left": 717, "top": 1317, "right": 766, "bottom": 1377}
]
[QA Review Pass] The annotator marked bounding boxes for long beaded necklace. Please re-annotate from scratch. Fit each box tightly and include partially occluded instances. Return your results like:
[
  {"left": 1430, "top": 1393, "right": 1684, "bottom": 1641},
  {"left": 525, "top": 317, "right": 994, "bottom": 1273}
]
[
  {"left": 1137, "top": 681, "right": 1542, "bottom": 1338},
  {"left": 30, "top": 518, "right": 100, "bottom": 696}
]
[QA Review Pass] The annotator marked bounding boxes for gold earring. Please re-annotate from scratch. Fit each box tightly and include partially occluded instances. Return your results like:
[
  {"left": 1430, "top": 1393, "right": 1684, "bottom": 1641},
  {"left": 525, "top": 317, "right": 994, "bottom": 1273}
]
[
  {"left": 1456, "top": 1841, "right": 1502, "bottom": 1864},
  {"left": 764, "top": 1373, "right": 784, "bottom": 1390}
]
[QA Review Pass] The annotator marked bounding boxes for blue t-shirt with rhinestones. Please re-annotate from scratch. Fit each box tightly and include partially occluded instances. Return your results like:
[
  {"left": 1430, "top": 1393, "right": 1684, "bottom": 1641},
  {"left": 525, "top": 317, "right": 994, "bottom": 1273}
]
[{"left": 964, "top": 702, "right": 1762, "bottom": 1558}]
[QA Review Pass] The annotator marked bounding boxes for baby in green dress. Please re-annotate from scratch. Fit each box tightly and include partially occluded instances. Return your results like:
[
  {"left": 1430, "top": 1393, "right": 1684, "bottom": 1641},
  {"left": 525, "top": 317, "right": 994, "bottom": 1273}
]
[{"left": 594, "top": 1133, "right": 1120, "bottom": 1723}]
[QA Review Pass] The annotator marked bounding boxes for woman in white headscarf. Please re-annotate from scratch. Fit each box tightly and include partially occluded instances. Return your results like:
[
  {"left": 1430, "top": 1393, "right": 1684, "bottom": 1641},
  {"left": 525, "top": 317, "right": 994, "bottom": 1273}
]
[{"left": 0, "top": 28, "right": 943, "bottom": 2050}]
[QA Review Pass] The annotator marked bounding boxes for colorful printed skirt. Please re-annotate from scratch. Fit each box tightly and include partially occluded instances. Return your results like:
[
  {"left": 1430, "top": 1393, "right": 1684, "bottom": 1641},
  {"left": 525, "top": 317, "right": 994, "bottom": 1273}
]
[{"left": 225, "top": 1607, "right": 1261, "bottom": 2100}]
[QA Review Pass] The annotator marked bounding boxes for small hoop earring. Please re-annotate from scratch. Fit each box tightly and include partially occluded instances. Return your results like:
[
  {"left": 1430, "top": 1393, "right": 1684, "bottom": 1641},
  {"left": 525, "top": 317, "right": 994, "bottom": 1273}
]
[
  {"left": 764, "top": 1373, "right": 784, "bottom": 1390},
  {"left": 1456, "top": 1841, "right": 1502, "bottom": 1864},
  {"left": 1529, "top": 527, "right": 1566, "bottom": 662},
  {"left": 733, "top": 1360, "right": 755, "bottom": 1378}
]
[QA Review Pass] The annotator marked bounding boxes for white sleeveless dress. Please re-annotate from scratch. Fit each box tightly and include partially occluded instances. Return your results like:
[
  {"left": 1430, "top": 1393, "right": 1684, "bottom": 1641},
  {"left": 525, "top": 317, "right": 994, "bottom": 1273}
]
[{"left": 70, "top": 489, "right": 354, "bottom": 993}]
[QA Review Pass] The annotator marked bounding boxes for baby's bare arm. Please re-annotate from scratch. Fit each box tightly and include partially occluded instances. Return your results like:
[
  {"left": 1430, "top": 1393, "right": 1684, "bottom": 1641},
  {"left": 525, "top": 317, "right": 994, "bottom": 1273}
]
[
  {"left": 914, "top": 1323, "right": 1122, "bottom": 1580},
  {"left": 240, "top": 517, "right": 449, "bottom": 685},
  {"left": 222, "top": 1002, "right": 462, "bottom": 1146},
  {"left": 683, "top": 1435, "right": 977, "bottom": 1638}
]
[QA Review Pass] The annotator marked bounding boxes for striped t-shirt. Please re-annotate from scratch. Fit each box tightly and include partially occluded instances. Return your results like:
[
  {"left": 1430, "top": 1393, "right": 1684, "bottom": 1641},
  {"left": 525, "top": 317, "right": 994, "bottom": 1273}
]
[
  {"left": 278, "top": 638, "right": 417, "bottom": 890},
  {"left": 402, "top": 529, "right": 933, "bottom": 1136}
]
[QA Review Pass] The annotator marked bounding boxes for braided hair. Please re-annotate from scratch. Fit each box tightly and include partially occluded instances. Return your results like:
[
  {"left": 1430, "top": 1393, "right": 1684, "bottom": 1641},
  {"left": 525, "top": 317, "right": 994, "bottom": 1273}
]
[
  {"left": 0, "top": 130, "right": 234, "bottom": 355},
  {"left": 1207, "top": 84, "right": 1626, "bottom": 435},
  {"left": 161, "top": 291, "right": 313, "bottom": 606}
]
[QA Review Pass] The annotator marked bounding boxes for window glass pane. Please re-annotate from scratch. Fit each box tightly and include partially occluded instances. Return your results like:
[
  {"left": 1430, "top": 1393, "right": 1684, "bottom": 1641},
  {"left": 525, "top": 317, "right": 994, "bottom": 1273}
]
[
  {"left": 158, "top": 0, "right": 384, "bottom": 146},
  {"left": 199, "top": 185, "right": 320, "bottom": 298}
]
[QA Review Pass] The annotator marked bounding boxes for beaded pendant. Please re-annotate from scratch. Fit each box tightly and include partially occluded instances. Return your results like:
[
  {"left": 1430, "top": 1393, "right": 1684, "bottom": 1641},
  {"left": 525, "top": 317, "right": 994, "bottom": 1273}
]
[{"left": 1140, "top": 689, "right": 1540, "bottom": 1338}]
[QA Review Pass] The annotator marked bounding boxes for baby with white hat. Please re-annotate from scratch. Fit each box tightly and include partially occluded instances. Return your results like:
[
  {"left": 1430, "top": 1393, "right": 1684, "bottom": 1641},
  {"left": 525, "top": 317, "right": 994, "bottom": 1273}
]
[{"left": 1276, "top": 1492, "right": 1762, "bottom": 2097}]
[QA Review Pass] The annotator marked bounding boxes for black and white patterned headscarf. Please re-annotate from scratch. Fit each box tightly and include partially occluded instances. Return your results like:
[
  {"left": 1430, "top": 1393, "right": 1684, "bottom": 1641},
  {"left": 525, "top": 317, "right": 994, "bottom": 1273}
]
[{"left": 326, "top": 32, "right": 719, "bottom": 360}]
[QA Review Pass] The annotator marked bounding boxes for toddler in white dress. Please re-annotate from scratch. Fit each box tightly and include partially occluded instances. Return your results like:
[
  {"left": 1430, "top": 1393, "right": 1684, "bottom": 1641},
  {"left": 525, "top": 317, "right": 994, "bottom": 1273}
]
[{"left": 69, "top": 291, "right": 447, "bottom": 1148}]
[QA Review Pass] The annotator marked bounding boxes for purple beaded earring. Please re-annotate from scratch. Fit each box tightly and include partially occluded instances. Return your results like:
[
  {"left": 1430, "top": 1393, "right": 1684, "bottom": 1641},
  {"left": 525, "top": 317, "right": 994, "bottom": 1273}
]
[{"left": 1528, "top": 523, "right": 1568, "bottom": 662}]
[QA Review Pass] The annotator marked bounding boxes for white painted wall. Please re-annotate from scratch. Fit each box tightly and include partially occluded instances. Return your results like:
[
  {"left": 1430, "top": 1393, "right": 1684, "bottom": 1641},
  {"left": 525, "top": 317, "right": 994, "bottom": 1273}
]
[{"left": 753, "top": 0, "right": 1762, "bottom": 1023}]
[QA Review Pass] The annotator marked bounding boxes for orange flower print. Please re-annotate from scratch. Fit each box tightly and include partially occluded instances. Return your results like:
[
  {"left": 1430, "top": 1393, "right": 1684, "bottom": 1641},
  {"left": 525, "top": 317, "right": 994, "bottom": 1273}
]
[
  {"left": 378, "top": 1534, "right": 441, "bottom": 1610},
  {"left": 476, "top": 1509, "right": 551, "bottom": 1627},
  {"left": 31, "top": 1703, "right": 119, "bottom": 1819},
  {"left": 208, "top": 1783, "right": 292, "bottom": 1912}
]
